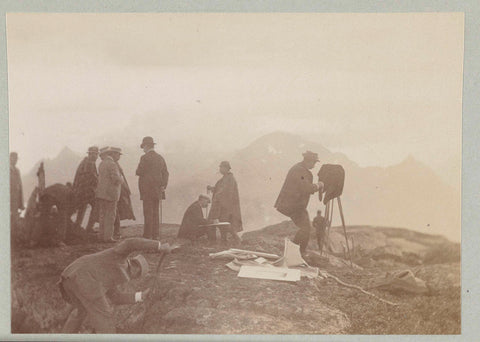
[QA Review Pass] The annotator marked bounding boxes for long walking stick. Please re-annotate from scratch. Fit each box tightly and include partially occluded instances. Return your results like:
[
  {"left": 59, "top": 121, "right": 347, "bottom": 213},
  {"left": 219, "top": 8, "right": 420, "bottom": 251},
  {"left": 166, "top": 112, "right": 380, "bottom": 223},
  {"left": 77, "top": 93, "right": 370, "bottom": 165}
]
[
  {"left": 337, "top": 197, "right": 352, "bottom": 267},
  {"left": 159, "top": 199, "right": 163, "bottom": 226},
  {"left": 206, "top": 187, "right": 212, "bottom": 218}
]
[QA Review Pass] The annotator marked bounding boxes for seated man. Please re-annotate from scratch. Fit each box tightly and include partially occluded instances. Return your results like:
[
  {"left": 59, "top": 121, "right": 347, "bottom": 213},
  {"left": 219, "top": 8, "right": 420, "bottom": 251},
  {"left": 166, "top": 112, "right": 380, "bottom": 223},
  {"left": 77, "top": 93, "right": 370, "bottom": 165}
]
[
  {"left": 177, "top": 195, "right": 212, "bottom": 243},
  {"left": 58, "top": 237, "right": 174, "bottom": 333}
]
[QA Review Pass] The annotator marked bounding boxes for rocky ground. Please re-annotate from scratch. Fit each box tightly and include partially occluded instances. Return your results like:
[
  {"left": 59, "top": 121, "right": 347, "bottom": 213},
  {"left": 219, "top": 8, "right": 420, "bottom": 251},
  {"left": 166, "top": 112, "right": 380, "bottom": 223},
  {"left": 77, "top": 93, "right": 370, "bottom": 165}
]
[{"left": 11, "top": 221, "right": 460, "bottom": 334}]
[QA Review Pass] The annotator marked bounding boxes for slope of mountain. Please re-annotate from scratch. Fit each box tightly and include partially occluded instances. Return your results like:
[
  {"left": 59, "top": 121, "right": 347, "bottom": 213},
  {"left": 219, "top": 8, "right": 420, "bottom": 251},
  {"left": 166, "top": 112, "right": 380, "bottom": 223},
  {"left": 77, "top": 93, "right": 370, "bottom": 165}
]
[
  {"left": 21, "top": 131, "right": 461, "bottom": 242},
  {"left": 12, "top": 222, "right": 460, "bottom": 334}
]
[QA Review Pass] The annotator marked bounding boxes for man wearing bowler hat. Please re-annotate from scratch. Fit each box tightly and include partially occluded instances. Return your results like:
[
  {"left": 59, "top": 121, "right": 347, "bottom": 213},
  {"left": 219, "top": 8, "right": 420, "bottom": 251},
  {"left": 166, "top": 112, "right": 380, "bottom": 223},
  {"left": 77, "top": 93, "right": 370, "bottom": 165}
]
[
  {"left": 136, "top": 137, "right": 169, "bottom": 240},
  {"left": 274, "top": 151, "right": 324, "bottom": 257}
]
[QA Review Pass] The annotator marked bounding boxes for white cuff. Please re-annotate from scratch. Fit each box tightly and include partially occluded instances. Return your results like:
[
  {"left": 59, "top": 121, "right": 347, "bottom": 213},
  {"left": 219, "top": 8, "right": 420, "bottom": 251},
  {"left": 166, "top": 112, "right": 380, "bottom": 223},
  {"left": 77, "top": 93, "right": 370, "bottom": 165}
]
[
  {"left": 135, "top": 291, "right": 143, "bottom": 303},
  {"left": 157, "top": 241, "right": 162, "bottom": 251}
]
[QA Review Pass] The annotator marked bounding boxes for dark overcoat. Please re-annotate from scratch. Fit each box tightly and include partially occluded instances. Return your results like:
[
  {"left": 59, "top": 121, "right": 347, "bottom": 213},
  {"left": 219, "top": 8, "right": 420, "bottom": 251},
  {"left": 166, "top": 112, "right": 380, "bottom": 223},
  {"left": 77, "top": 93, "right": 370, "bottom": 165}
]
[
  {"left": 10, "top": 165, "right": 24, "bottom": 213},
  {"left": 208, "top": 172, "right": 243, "bottom": 232},
  {"left": 116, "top": 163, "right": 136, "bottom": 221},
  {"left": 177, "top": 201, "right": 208, "bottom": 239},
  {"left": 274, "top": 162, "right": 317, "bottom": 217},
  {"left": 135, "top": 150, "right": 169, "bottom": 201},
  {"left": 73, "top": 157, "right": 98, "bottom": 207}
]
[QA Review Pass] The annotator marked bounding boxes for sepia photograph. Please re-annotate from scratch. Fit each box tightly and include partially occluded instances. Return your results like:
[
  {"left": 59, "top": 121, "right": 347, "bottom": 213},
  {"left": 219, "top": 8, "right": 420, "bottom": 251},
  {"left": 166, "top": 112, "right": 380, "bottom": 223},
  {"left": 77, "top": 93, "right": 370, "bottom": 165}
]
[{"left": 7, "top": 12, "right": 463, "bottom": 335}]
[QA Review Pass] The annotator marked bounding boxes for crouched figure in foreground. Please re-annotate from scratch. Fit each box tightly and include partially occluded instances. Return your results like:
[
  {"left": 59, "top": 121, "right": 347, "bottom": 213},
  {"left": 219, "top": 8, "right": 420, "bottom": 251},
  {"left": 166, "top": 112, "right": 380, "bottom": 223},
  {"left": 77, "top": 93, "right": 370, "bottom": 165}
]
[{"left": 58, "top": 237, "right": 173, "bottom": 333}]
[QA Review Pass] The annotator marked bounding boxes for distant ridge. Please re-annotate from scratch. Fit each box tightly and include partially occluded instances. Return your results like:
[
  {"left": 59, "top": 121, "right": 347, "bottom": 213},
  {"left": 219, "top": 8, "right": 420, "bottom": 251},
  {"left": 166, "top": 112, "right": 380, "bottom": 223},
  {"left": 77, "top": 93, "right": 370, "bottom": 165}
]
[{"left": 21, "top": 131, "right": 461, "bottom": 242}]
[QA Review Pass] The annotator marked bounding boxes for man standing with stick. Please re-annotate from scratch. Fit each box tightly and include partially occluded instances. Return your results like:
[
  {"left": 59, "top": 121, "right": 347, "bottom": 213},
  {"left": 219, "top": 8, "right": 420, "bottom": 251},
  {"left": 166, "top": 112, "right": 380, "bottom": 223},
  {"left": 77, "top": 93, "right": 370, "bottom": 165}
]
[{"left": 136, "top": 137, "right": 169, "bottom": 240}]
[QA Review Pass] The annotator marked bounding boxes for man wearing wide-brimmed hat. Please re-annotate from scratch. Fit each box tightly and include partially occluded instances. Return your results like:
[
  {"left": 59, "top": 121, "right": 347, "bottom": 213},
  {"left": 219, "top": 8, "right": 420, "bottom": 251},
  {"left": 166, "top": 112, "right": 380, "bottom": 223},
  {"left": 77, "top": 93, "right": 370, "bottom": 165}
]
[
  {"left": 207, "top": 161, "right": 242, "bottom": 245},
  {"left": 177, "top": 194, "right": 211, "bottom": 242},
  {"left": 136, "top": 137, "right": 169, "bottom": 240},
  {"left": 274, "top": 151, "right": 324, "bottom": 256},
  {"left": 59, "top": 237, "right": 174, "bottom": 333},
  {"left": 72, "top": 146, "right": 99, "bottom": 232},
  {"left": 96, "top": 146, "right": 122, "bottom": 242}
]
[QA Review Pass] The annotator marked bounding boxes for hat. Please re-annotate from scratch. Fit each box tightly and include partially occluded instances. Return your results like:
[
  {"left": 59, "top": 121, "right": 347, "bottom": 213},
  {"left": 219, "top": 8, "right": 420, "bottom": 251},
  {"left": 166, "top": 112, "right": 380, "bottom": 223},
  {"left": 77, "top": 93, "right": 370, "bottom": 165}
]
[
  {"left": 198, "top": 194, "right": 211, "bottom": 203},
  {"left": 130, "top": 254, "right": 149, "bottom": 277},
  {"left": 110, "top": 147, "right": 122, "bottom": 155},
  {"left": 140, "top": 136, "right": 156, "bottom": 148},
  {"left": 99, "top": 146, "right": 111, "bottom": 155},
  {"left": 302, "top": 151, "right": 320, "bottom": 162},
  {"left": 87, "top": 146, "right": 99, "bottom": 154},
  {"left": 219, "top": 161, "right": 231, "bottom": 170}
]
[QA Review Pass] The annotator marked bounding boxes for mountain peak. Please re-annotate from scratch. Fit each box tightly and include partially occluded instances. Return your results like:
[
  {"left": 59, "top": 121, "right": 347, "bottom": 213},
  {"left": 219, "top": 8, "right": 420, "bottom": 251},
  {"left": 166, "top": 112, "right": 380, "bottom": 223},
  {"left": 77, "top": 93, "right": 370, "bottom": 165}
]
[{"left": 57, "top": 146, "right": 77, "bottom": 158}]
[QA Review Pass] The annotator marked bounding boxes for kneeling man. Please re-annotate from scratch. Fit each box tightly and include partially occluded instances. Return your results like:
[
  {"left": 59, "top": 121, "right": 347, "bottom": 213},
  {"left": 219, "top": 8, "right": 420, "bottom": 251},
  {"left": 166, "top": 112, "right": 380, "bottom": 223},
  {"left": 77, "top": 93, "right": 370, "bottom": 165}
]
[
  {"left": 177, "top": 195, "right": 212, "bottom": 243},
  {"left": 59, "top": 237, "right": 173, "bottom": 333}
]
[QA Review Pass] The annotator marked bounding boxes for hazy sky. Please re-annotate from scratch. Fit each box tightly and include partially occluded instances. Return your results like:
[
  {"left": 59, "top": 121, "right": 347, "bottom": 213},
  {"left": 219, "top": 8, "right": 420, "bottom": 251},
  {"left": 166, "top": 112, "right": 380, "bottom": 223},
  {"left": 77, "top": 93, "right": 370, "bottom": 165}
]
[{"left": 7, "top": 13, "right": 463, "bottom": 177}]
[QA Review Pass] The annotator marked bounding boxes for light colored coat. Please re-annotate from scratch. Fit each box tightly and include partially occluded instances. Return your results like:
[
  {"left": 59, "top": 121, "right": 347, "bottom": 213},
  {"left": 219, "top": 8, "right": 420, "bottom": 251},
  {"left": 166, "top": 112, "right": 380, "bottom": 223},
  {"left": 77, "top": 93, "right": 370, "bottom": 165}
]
[
  {"left": 61, "top": 238, "right": 159, "bottom": 302},
  {"left": 95, "top": 156, "right": 122, "bottom": 202}
]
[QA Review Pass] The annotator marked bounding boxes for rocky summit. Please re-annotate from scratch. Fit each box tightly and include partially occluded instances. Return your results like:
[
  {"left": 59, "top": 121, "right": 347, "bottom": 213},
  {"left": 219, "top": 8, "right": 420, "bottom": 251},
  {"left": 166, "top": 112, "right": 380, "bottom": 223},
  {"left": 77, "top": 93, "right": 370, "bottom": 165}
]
[{"left": 12, "top": 222, "right": 460, "bottom": 334}]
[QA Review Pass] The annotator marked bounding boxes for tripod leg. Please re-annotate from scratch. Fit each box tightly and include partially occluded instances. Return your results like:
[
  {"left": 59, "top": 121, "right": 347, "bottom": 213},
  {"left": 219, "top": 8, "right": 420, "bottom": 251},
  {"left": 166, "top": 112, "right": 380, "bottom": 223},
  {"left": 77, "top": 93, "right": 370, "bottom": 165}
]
[
  {"left": 321, "top": 201, "right": 330, "bottom": 256},
  {"left": 337, "top": 197, "right": 353, "bottom": 267},
  {"left": 327, "top": 199, "right": 334, "bottom": 253}
]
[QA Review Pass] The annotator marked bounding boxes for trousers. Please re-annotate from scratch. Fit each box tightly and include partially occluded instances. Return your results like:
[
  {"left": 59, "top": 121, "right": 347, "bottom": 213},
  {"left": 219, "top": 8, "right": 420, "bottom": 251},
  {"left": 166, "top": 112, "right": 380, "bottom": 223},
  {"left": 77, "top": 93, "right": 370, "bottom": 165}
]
[
  {"left": 75, "top": 201, "right": 98, "bottom": 230},
  {"left": 98, "top": 199, "right": 117, "bottom": 242},
  {"left": 60, "top": 277, "right": 115, "bottom": 333},
  {"left": 143, "top": 198, "right": 160, "bottom": 239},
  {"left": 290, "top": 209, "right": 312, "bottom": 254}
]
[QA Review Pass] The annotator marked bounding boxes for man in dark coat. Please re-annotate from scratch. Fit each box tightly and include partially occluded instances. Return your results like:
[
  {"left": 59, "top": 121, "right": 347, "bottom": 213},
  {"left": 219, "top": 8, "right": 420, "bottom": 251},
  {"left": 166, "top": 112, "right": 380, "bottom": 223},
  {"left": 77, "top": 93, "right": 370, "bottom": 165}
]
[
  {"left": 72, "top": 146, "right": 99, "bottom": 232},
  {"left": 274, "top": 151, "right": 324, "bottom": 256},
  {"left": 112, "top": 148, "right": 135, "bottom": 239},
  {"left": 207, "top": 161, "right": 242, "bottom": 245},
  {"left": 10, "top": 152, "right": 24, "bottom": 228},
  {"left": 59, "top": 237, "right": 174, "bottom": 333},
  {"left": 177, "top": 195, "right": 211, "bottom": 242},
  {"left": 312, "top": 209, "right": 328, "bottom": 254},
  {"left": 38, "top": 182, "right": 76, "bottom": 246},
  {"left": 136, "top": 136, "right": 169, "bottom": 240}
]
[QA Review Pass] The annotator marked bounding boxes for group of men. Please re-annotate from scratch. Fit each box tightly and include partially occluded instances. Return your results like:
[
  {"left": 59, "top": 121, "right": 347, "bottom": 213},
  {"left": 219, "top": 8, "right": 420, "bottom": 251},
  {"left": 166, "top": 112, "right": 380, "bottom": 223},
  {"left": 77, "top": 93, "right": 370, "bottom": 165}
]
[
  {"left": 71, "top": 136, "right": 169, "bottom": 242},
  {"left": 74, "top": 136, "right": 244, "bottom": 245},
  {"left": 10, "top": 143, "right": 334, "bottom": 334},
  {"left": 176, "top": 160, "right": 243, "bottom": 245},
  {"left": 11, "top": 134, "right": 246, "bottom": 246},
  {"left": 175, "top": 150, "right": 329, "bottom": 255},
  {"left": 55, "top": 149, "right": 329, "bottom": 334},
  {"left": 11, "top": 143, "right": 329, "bottom": 252}
]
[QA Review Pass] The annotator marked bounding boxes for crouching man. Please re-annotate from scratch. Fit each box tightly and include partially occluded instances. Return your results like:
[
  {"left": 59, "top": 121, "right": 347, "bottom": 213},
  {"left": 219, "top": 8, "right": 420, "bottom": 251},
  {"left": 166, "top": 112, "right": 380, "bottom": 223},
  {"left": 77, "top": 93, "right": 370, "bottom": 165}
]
[
  {"left": 177, "top": 195, "right": 213, "bottom": 243},
  {"left": 58, "top": 237, "right": 173, "bottom": 333}
]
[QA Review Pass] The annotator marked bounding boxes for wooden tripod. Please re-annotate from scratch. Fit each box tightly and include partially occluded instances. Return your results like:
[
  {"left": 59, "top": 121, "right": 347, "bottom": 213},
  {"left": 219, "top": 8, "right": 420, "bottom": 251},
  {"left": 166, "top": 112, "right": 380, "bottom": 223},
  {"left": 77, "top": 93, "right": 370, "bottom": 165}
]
[{"left": 323, "top": 196, "right": 353, "bottom": 267}]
